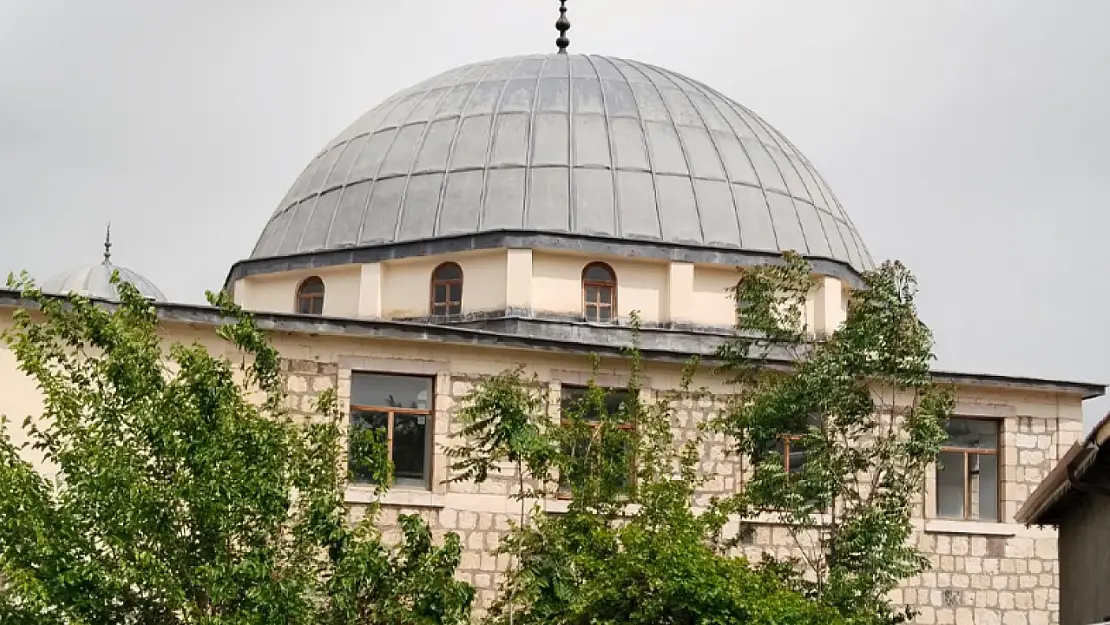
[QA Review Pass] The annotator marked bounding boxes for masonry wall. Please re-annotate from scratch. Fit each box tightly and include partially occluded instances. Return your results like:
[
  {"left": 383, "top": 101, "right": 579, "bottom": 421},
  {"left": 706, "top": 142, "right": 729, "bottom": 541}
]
[
  {"left": 0, "top": 310, "right": 1092, "bottom": 624},
  {"left": 272, "top": 339, "right": 1088, "bottom": 625}
]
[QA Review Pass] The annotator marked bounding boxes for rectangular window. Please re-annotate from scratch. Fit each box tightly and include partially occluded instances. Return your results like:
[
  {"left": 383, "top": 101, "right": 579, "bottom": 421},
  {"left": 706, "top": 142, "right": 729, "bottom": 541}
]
[
  {"left": 557, "top": 385, "right": 635, "bottom": 496},
  {"left": 349, "top": 373, "right": 433, "bottom": 488},
  {"left": 935, "top": 418, "right": 999, "bottom": 521}
]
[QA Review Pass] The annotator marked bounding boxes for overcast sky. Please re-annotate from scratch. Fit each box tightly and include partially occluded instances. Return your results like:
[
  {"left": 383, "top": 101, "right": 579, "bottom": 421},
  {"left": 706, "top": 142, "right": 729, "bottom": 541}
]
[{"left": 1, "top": 1, "right": 1108, "bottom": 428}]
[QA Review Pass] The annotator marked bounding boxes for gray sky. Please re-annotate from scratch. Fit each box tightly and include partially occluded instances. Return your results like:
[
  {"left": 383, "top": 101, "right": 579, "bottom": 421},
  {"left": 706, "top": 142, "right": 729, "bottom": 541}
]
[{"left": 2, "top": 1, "right": 1108, "bottom": 428}]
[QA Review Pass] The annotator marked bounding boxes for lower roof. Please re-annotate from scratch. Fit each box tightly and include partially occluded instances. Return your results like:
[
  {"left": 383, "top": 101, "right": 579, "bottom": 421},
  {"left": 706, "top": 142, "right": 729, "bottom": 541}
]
[
  {"left": 1016, "top": 412, "right": 1110, "bottom": 526},
  {"left": 0, "top": 289, "right": 1104, "bottom": 400}
]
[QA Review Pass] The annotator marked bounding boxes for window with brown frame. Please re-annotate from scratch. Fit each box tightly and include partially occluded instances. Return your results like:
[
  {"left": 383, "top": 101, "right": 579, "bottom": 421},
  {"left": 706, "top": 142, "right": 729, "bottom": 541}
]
[
  {"left": 557, "top": 385, "right": 635, "bottom": 497},
  {"left": 430, "top": 262, "right": 463, "bottom": 317},
  {"left": 296, "top": 276, "right": 325, "bottom": 315},
  {"left": 582, "top": 262, "right": 616, "bottom": 322},
  {"left": 348, "top": 373, "right": 433, "bottom": 488},
  {"left": 935, "top": 418, "right": 1000, "bottom": 521},
  {"left": 776, "top": 435, "right": 807, "bottom": 474}
]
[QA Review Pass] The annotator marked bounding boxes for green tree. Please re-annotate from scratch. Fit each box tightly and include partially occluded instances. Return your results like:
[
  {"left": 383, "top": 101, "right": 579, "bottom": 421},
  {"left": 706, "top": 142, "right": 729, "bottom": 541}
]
[
  {"left": 713, "top": 252, "right": 953, "bottom": 623},
  {"left": 0, "top": 274, "right": 473, "bottom": 625},
  {"left": 450, "top": 327, "right": 846, "bottom": 625},
  {"left": 451, "top": 256, "right": 949, "bottom": 625}
]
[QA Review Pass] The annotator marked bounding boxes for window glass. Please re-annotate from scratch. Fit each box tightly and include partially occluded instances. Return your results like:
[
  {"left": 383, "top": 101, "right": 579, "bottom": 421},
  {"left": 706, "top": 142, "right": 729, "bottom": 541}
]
[
  {"left": 944, "top": 419, "right": 998, "bottom": 450},
  {"left": 971, "top": 453, "right": 999, "bottom": 521},
  {"left": 296, "top": 277, "right": 325, "bottom": 315},
  {"left": 433, "top": 263, "right": 463, "bottom": 280},
  {"left": 584, "top": 263, "right": 615, "bottom": 282},
  {"left": 935, "top": 419, "right": 1000, "bottom": 521},
  {"left": 348, "top": 374, "right": 434, "bottom": 487},
  {"left": 775, "top": 438, "right": 807, "bottom": 474},
  {"left": 560, "top": 386, "right": 631, "bottom": 421},
  {"left": 936, "top": 450, "right": 966, "bottom": 519},
  {"left": 351, "top": 373, "right": 431, "bottom": 409},
  {"left": 392, "top": 412, "right": 428, "bottom": 480}
]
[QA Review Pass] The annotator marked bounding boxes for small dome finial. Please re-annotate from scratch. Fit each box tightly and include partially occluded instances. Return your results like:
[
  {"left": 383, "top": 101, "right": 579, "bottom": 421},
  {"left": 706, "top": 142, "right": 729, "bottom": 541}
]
[
  {"left": 555, "top": 0, "right": 570, "bottom": 54},
  {"left": 103, "top": 222, "right": 112, "bottom": 263}
]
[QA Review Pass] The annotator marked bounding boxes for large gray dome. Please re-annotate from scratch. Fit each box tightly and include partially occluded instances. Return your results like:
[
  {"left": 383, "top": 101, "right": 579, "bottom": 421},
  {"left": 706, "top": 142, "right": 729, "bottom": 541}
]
[{"left": 252, "top": 54, "right": 873, "bottom": 272}]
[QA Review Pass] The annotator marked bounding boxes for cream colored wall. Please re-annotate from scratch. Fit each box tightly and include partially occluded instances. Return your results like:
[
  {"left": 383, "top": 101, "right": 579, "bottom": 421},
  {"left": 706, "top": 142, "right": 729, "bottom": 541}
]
[
  {"left": 380, "top": 250, "right": 507, "bottom": 319},
  {"left": 234, "top": 249, "right": 853, "bottom": 331},
  {"left": 0, "top": 325, "right": 51, "bottom": 476},
  {"left": 237, "top": 265, "right": 361, "bottom": 318},
  {"left": 531, "top": 251, "right": 667, "bottom": 322},
  {"left": 693, "top": 265, "right": 741, "bottom": 327}
]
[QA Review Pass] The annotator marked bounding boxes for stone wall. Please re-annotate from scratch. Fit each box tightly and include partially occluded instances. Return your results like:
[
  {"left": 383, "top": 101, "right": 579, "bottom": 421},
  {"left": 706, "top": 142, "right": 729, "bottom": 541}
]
[{"left": 280, "top": 359, "right": 1080, "bottom": 624}]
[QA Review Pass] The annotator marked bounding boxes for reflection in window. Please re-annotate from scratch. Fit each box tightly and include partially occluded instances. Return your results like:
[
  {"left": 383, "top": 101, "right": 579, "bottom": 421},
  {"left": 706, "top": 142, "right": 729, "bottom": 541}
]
[
  {"left": 582, "top": 262, "right": 616, "bottom": 322},
  {"left": 296, "top": 276, "right": 325, "bottom": 315},
  {"left": 349, "top": 373, "right": 433, "bottom": 487},
  {"left": 430, "top": 262, "right": 463, "bottom": 317},
  {"left": 935, "top": 418, "right": 999, "bottom": 521},
  {"left": 558, "top": 385, "right": 635, "bottom": 497}
]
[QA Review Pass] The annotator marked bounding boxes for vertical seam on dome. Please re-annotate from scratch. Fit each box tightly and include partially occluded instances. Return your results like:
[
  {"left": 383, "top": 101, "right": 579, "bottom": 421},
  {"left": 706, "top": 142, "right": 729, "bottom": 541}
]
[
  {"left": 352, "top": 94, "right": 421, "bottom": 246},
  {"left": 741, "top": 106, "right": 837, "bottom": 260},
  {"left": 566, "top": 55, "right": 575, "bottom": 233},
  {"left": 778, "top": 127, "right": 867, "bottom": 268},
  {"left": 521, "top": 56, "right": 552, "bottom": 231},
  {"left": 392, "top": 84, "right": 461, "bottom": 241},
  {"left": 291, "top": 140, "right": 356, "bottom": 254},
  {"left": 718, "top": 100, "right": 811, "bottom": 257},
  {"left": 779, "top": 133, "right": 872, "bottom": 269},
  {"left": 629, "top": 60, "right": 706, "bottom": 245},
  {"left": 582, "top": 55, "right": 621, "bottom": 238},
  {"left": 656, "top": 68, "right": 743, "bottom": 250},
  {"left": 255, "top": 155, "right": 320, "bottom": 258},
  {"left": 321, "top": 134, "right": 375, "bottom": 250},
  {"left": 431, "top": 61, "right": 502, "bottom": 235},
  {"left": 605, "top": 57, "right": 664, "bottom": 242},
  {"left": 474, "top": 58, "right": 529, "bottom": 232},
  {"left": 688, "top": 79, "right": 787, "bottom": 254}
]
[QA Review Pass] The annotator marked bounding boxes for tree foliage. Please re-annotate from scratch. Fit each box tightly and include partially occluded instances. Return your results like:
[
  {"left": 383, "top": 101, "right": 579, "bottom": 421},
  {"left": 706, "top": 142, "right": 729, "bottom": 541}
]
[
  {"left": 452, "top": 257, "right": 950, "bottom": 625},
  {"left": 712, "top": 252, "right": 953, "bottom": 623},
  {"left": 0, "top": 274, "right": 473, "bottom": 625}
]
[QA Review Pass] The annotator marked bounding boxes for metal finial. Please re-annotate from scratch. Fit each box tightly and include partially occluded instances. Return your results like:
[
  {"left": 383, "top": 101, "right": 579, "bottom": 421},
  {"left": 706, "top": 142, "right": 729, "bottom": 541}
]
[
  {"left": 555, "top": 0, "right": 570, "bottom": 54},
  {"left": 103, "top": 223, "right": 112, "bottom": 263}
]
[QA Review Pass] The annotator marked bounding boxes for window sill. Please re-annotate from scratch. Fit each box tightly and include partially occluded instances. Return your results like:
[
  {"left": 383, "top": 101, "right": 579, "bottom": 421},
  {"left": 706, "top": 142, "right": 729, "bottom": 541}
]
[
  {"left": 923, "top": 519, "right": 1017, "bottom": 537},
  {"left": 345, "top": 485, "right": 446, "bottom": 508}
]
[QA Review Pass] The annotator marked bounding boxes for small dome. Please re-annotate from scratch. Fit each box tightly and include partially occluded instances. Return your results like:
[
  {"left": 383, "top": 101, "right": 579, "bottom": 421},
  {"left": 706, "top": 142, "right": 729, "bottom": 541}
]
[
  {"left": 42, "top": 262, "right": 166, "bottom": 302},
  {"left": 42, "top": 230, "right": 166, "bottom": 301},
  {"left": 252, "top": 53, "right": 873, "bottom": 273}
]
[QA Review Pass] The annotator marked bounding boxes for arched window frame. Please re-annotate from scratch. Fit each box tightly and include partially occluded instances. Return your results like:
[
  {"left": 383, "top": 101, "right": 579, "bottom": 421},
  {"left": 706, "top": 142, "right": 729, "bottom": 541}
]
[
  {"left": 582, "top": 262, "right": 617, "bottom": 323},
  {"left": 430, "top": 262, "right": 464, "bottom": 317},
  {"left": 295, "top": 276, "right": 326, "bottom": 315}
]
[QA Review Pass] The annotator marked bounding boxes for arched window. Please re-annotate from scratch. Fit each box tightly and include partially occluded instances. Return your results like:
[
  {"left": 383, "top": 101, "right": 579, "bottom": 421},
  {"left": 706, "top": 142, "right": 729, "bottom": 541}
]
[
  {"left": 296, "top": 276, "right": 325, "bottom": 315},
  {"left": 582, "top": 262, "right": 616, "bottom": 322},
  {"left": 430, "top": 262, "right": 463, "bottom": 317}
]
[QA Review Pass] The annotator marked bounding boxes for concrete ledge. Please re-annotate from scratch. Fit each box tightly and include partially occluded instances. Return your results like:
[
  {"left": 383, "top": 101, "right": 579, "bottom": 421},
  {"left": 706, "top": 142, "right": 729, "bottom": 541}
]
[
  {"left": 347, "top": 486, "right": 446, "bottom": 508},
  {"left": 924, "top": 519, "right": 1019, "bottom": 537}
]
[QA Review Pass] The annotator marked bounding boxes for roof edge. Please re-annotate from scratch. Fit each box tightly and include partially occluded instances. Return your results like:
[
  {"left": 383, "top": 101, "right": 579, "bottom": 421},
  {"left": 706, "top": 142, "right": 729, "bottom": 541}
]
[
  {"left": 1016, "top": 412, "right": 1110, "bottom": 525},
  {"left": 1, "top": 289, "right": 1104, "bottom": 402}
]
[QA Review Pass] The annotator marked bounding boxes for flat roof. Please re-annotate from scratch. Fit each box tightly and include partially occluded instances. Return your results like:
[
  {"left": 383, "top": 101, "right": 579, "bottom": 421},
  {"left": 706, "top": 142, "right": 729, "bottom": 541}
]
[{"left": 1, "top": 289, "right": 1103, "bottom": 401}]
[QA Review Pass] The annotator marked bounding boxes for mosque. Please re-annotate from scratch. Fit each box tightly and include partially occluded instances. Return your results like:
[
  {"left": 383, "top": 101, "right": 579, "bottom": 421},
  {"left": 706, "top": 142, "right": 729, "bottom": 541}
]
[{"left": 0, "top": 5, "right": 1102, "bottom": 624}]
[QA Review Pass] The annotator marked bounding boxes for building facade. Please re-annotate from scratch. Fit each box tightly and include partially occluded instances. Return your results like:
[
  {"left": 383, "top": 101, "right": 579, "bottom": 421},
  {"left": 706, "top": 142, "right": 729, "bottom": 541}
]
[
  {"left": 1, "top": 50, "right": 1104, "bottom": 625},
  {"left": 1018, "top": 415, "right": 1110, "bottom": 625}
]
